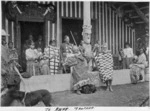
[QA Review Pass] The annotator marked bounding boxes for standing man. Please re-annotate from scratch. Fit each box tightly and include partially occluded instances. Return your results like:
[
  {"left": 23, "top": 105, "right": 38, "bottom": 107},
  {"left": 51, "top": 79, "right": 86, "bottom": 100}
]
[
  {"left": 1, "top": 29, "right": 10, "bottom": 77},
  {"left": 60, "top": 35, "right": 73, "bottom": 73},
  {"left": 123, "top": 42, "right": 134, "bottom": 69},
  {"left": 27, "top": 34, "right": 34, "bottom": 47}
]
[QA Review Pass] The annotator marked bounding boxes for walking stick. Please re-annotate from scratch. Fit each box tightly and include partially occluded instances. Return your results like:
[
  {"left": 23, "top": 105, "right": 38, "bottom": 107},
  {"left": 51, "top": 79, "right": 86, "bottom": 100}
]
[{"left": 70, "top": 31, "right": 77, "bottom": 46}]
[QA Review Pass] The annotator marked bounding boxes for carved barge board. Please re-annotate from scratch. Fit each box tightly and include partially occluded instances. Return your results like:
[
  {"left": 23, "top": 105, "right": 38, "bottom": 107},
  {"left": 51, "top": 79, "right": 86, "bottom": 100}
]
[{"left": 5, "top": 1, "right": 56, "bottom": 22}]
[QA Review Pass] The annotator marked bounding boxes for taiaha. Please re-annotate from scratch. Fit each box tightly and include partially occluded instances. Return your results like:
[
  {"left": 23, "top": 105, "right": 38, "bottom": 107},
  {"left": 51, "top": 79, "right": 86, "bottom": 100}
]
[{"left": 70, "top": 31, "right": 77, "bottom": 46}]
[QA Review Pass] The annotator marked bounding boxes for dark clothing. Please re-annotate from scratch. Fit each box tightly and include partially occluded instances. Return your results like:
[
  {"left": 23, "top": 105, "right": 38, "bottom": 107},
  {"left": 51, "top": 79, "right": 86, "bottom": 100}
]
[
  {"left": 35, "top": 41, "right": 44, "bottom": 52},
  {"left": 64, "top": 54, "right": 97, "bottom": 91},
  {"left": 60, "top": 43, "right": 73, "bottom": 73},
  {"left": 27, "top": 39, "right": 34, "bottom": 46},
  {"left": 22, "top": 42, "right": 29, "bottom": 72},
  {"left": 60, "top": 43, "right": 73, "bottom": 58},
  {"left": 123, "top": 57, "right": 133, "bottom": 69}
]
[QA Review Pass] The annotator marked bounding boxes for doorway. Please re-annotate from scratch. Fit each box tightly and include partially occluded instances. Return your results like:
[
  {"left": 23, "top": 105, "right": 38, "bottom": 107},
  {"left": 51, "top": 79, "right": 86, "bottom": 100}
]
[
  {"left": 20, "top": 21, "right": 44, "bottom": 45},
  {"left": 20, "top": 21, "right": 44, "bottom": 71},
  {"left": 62, "top": 19, "right": 83, "bottom": 46},
  {"left": 62, "top": 18, "right": 96, "bottom": 46}
]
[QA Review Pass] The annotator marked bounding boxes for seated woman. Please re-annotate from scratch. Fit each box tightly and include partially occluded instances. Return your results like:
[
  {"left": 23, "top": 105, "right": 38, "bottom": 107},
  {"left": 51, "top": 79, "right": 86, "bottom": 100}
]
[
  {"left": 129, "top": 48, "right": 148, "bottom": 84},
  {"left": 25, "top": 42, "right": 40, "bottom": 76},
  {"left": 94, "top": 43, "right": 114, "bottom": 92},
  {"left": 63, "top": 46, "right": 97, "bottom": 95}
]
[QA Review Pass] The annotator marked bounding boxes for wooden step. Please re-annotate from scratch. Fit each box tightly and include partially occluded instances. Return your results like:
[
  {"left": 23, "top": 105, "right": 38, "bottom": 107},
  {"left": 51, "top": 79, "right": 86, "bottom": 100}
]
[{"left": 20, "top": 69, "right": 148, "bottom": 93}]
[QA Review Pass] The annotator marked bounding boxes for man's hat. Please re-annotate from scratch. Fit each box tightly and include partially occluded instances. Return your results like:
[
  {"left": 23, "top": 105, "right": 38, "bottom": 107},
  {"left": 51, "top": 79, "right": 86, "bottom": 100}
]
[{"left": 1, "top": 29, "right": 9, "bottom": 36}]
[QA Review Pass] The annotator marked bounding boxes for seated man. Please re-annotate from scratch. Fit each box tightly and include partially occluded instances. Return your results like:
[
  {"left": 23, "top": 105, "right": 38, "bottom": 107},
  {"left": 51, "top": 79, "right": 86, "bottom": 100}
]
[{"left": 129, "top": 48, "right": 148, "bottom": 84}]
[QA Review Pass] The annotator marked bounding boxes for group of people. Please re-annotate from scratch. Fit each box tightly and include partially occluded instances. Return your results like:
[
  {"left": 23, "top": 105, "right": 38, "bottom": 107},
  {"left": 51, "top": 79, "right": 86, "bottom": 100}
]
[
  {"left": 1, "top": 29, "right": 149, "bottom": 95},
  {"left": 118, "top": 42, "right": 149, "bottom": 84},
  {"left": 22, "top": 35, "right": 60, "bottom": 76},
  {"left": 60, "top": 35, "right": 114, "bottom": 93},
  {"left": 21, "top": 34, "right": 114, "bottom": 93},
  {"left": 1, "top": 30, "right": 20, "bottom": 91}
]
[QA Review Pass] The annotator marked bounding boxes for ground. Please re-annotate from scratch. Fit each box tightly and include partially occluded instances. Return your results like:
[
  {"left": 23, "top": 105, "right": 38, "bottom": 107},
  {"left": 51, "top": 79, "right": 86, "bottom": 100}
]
[{"left": 11, "top": 82, "right": 149, "bottom": 106}]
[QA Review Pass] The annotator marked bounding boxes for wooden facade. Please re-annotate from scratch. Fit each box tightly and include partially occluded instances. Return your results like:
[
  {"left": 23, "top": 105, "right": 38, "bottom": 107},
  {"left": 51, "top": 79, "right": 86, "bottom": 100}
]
[{"left": 2, "top": 1, "right": 135, "bottom": 56}]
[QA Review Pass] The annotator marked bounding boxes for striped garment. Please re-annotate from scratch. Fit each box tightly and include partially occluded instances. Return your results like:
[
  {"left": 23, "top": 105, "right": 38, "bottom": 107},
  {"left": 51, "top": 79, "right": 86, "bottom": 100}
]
[
  {"left": 44, "top": 45, "right": 60, "bottom": 75},
  {"left": 95, "top": 51, "right": 113, "bottom": 83}
]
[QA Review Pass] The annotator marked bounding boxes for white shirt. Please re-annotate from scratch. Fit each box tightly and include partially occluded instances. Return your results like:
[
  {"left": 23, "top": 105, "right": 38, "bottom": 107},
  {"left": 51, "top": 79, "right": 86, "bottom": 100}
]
[
  {"left": 123, "top": 47, "right": 134, "bottom": 58},
  {"left": 146, "top": 47, "right": 149, "bottom": 55},
  {"left": 34, "top": 49, "right": 42, "bottom": 58},
  {"left": 137, "top": 53, "right": 147, "bottom": 64},
  {"left": 25, "top": 48, "right": 38, "bottom": 60}
]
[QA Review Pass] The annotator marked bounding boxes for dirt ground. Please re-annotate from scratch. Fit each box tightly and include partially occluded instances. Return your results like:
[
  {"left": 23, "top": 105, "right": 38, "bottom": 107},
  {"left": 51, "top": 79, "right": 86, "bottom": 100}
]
[
  {"left": 11, "top": 82, "right": 149, "bottom": 107},
  {"left": 51, "top": 82, "right": 149, "bottom": 106}
]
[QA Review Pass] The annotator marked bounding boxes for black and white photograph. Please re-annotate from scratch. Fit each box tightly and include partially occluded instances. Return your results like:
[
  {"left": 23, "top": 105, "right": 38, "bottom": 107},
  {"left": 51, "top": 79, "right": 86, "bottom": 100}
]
[{"left": 0, "top": 0, "right": 149, "bottom": 108}]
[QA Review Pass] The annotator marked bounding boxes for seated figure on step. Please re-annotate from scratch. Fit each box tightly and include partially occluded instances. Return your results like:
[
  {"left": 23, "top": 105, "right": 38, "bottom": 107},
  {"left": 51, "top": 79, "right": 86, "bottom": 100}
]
[{"left": 129, "top": 48, "right": 148, "bottom": 84}]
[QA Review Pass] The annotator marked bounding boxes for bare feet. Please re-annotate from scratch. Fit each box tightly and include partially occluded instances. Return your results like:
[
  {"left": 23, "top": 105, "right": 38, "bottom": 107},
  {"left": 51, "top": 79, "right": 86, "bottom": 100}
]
[
  {"left": 106, "top": 87, "right": 109, "bottom": 91},
  {"left": 76, "top": 90, "right": 81, "bottom": 95},
  {"left": 109, "top": 87, "right": 113, "bottom": 92}
]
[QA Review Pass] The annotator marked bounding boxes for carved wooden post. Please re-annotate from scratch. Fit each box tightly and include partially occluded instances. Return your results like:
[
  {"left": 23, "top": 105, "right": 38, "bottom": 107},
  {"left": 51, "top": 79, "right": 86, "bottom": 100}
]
[
  {"left": 82, "top": 2, "right": 93, "bottom": 71},
  {"left": 83, "top": 2, "right": 92, "bottom": 34}
]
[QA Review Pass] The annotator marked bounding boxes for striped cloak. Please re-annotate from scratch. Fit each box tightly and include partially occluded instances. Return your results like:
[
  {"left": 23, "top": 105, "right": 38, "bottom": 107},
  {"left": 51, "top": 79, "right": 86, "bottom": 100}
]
[{"left": 95, "top": 51, "right": 113, "bottom": 83}]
